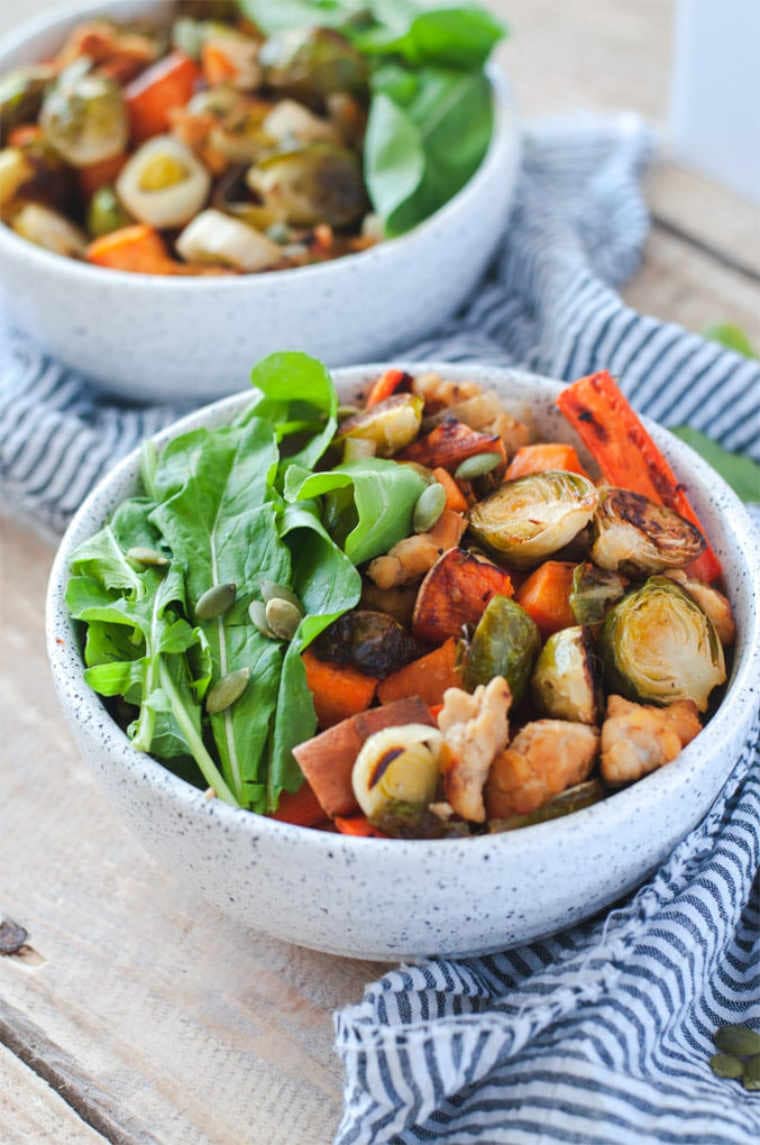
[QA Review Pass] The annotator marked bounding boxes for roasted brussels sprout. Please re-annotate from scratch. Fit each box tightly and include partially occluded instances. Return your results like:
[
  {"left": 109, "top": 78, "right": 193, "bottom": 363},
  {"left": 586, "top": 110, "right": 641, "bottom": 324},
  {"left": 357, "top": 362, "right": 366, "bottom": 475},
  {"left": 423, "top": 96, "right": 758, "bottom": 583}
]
[
  {"left": 116, "top": 136, "right": 211, "bottom": 229},
  {"left": 261, "top": 28, "right": 368, "bottom": 101},
  {"left": 488, "top": 779, "right": 604, "bottom": 832},
  {"left": 86, "top": 185, "right": 131, "bottom": 238},
  {"left": 600, "top": 576, "right": 726, "bottom": 712},
  {"left": 468, "top": 471, "right": 599, "bottom": 568},
  {"left": 371, "top": 801, "right": 470, "bottom": 839},
  {"left": 312, "top": 610, "right": 420, "bottom": 678},
  {"left": 40, "top": 62, "right": 128, "bottom": 167},
  {"left": 591, "top": 487, "right": 706, "bottom": 576},
  {"left": 531, "top": 626, "right": 601, "bottom": 724},
  {"left": 352, "top": 724, "right": 442, "bottom": 822},
  {"left": 247, "top": 143, "right": 367, "bottom": 228},
  {"left": 0, "top": 66, "right": 54, "bottom": 145},
  {"left": 176, "top": 209, "right": 281, "bottom": 271},
  {"left": 337, "top": 394, "right": 424, "bottom": 458},
  {"left": 463, "top": 595, "right": 541, "bottom": 705},
  {"left": 569, "top": 562, "right": 628, "bottom": 626},
  {"left": 12, "top": 203, "right": 87, "bottom": 257}
]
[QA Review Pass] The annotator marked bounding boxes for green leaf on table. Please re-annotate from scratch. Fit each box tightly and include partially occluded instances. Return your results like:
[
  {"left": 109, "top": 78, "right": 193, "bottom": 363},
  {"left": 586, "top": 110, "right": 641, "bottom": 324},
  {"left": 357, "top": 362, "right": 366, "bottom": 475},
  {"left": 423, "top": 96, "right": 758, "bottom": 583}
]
[
  {"left": 670, "top": 426, "right": 760, "bottom": 503},
  {"left": 704, "top": 323, "right": 758, "bottom": 359},
  {"left": 289, "top": 456, "right": 427, "bottom": 565}
]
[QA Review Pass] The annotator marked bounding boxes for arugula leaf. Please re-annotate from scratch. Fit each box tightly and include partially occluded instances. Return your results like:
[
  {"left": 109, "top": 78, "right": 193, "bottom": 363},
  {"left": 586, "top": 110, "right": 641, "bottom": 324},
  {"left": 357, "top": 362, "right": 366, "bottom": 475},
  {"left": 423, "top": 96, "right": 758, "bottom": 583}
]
[
  {"left": 704, "top": 323, "right": 758, "bottom": 359},
  {"left": 289, "top": 456, "right": 427, "bottom": 564},
  {"left": 248, "top": 351, "right": 339, "bottom": 475},
  {"left": 670, "top": 426, "right": 760, "bottom": 503}
]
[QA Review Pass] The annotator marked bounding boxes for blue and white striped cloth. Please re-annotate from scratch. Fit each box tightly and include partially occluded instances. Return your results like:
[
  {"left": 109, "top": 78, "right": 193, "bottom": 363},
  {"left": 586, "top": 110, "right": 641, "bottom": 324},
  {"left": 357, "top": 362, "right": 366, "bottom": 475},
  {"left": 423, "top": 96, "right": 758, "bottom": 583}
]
[{"left": 2, "top": 113, "right": 759, "bottom": 1143}]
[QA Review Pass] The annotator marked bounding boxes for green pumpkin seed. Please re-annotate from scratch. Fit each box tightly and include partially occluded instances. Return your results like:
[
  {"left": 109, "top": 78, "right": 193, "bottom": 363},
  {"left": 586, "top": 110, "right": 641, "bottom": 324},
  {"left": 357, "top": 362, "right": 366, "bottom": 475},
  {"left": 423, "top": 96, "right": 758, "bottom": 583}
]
[
  {"left": 454, "top": 451, "right": 503, "bottom": 481},
  {"left": 709, "top": 1053, "right": 744, "bottom": 1080},
  {"left": 265, "top": 597, "right": 302, "bottom": 641},
  {"left": 743, "top": 1055, "right": 760, "bottom": 1091},
  {"left": 196, "top": 582, "right": 236, "bottom": 621},
  {"left": 206, "top": 667, "right": 250, "bottom": 715},
  {"left": 714, "top": 1024, "right": 760, "bottom": 1056},
  {"left": 259, "top": 579, "right": 302, "bottom": 610},
  {"left": 413, "top": 481, "right": 447, "bottom": 533},
  {"left": 127, "top": 546, "right": 169, "bottom": 567},
  {"left": 249, "top": 600, "right": 276, "bottom": 639}
]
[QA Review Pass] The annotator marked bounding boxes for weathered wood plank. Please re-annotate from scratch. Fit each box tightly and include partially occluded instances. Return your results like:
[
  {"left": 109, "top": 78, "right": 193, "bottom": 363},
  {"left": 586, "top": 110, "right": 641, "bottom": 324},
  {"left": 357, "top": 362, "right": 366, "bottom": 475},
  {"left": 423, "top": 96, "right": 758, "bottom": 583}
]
[{"left": 0, "top": 1042, "right": 106, "bottom": 1145}]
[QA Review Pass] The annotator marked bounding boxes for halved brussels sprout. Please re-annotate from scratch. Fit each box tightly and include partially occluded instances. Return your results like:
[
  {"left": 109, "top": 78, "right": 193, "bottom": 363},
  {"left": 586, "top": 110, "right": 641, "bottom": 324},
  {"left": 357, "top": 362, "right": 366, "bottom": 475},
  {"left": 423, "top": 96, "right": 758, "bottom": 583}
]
[
  {"left": 247, "top": 143, "right": 366, "bottom": 228},
  {"left": 176, "top": 209, "right": 281, "bottom": 271},
  {"left": 569, "top": 562, "right": 628, "bottom": 626},
  {"left": 0, "top": 66, "right": 55, "bottom": 145},
  {"left": 600, "top": 576, "right": 726, "bottom": 712},
  {"left": 531, "top": 625, "right": 600, "bottom": 724},
  {"left": 87, "top": 185, "right": 131, "bottom": 238},
  {"left": 468, "top": 471, "right": 599, "bottom": 568},
  {"left": 463, "top": 595, "right": 541, "bottom": 705},
  {"left": 313, "top": 610, "right": 420, "bottom": 678},
  {"left": 336, "top": 394, "right": 424, "bottom": 458},
  {"left": 40, "top": 63, "right": 128, "bottom": 168},
  {"left": 591, "top": 487, "right": 706, "bottom": 576},
  {"left": 352, "top": 723, "right": 443, "bottom": 823},
  {"left": 261, "top": 28, "right": 368, "bottom": 101},
  {"left": 488, "top": 779, "right": 604, "bottom": 832},
  {"left": 12, "top": 202, "right": 87, "bottom": 257},
  {"left": 116, "top": 136, "right": 210, "bottom": 229}
]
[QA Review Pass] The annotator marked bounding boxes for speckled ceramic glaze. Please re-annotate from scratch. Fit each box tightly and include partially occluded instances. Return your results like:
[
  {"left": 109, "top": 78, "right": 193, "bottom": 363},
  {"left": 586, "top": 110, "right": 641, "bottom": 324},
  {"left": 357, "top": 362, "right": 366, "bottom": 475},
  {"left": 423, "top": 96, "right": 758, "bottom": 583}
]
[
  {"left": 0, "top": 0, "right": 520, "bottom": 405},
  {"left": 46, "top": 364, "right": 760, "bottom": 961}
]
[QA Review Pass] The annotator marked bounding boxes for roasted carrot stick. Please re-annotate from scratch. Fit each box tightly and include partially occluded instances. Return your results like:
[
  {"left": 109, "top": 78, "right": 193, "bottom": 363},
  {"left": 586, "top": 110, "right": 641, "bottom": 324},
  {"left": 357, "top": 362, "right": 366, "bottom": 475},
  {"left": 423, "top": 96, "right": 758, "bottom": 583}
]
[
  {"left": 557, "top": 370, "right": 722, "bottom": 582},
  {"left": 505, "top": 443, "right": 589, "bottom": 481},
  {"left": 366, "top": 368, "right": 411, "bottom": 408},
  {"left": 125, "top": 51, "right": 198, "bottom": 143},
  {"left": 432, "top": 466, "right": 469, "bottom": 512}
]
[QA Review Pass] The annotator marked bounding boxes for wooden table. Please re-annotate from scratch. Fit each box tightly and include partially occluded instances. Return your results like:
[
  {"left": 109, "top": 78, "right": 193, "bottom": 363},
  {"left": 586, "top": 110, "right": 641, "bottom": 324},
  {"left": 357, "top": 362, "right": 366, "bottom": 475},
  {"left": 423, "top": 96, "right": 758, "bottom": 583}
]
[{"left": 3, "top": 3, "right": 760, "bottom": 1142}]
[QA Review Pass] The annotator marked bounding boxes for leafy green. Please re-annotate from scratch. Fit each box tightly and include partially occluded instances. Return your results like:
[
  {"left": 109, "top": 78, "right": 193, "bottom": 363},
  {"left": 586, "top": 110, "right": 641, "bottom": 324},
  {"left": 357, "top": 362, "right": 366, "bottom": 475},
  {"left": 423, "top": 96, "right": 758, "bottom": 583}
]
[
  {"left": 248, "top": 351, "right": 338, "bottom": 475},
  {"left": 356, "top": 6, "right": 504, "bottom": 68},
  {"left": 704, "top": 323, "right": 758, "bottom": 359},
  {"left": 670, "top": 426, "right": 760, "bottom": 503},
  {"left": 289, "top": 456, "right": 427, "bottom": 564}
]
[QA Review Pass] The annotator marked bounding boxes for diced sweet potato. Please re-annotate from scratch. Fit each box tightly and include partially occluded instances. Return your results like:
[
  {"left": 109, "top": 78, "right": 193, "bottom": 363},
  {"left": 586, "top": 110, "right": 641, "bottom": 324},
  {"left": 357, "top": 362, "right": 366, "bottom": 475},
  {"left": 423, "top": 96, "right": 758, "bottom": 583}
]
[
  {"left": 399, "top": 417, "right": 505, "bottom": 472},
  {"left": 293, "top": 697, "right": 435, "bottom": 818},
  {"left": 377, "top": 638, "right": 462, "bottom": 708},
  {"left": 271, "top": 781, "right": 327, "bottom": 827},
  {"left": 412, "top": 548, "right": 514, "bottom": 644},
  {"left": 301, "top": 649, "right": 377, "bottom": 729}
]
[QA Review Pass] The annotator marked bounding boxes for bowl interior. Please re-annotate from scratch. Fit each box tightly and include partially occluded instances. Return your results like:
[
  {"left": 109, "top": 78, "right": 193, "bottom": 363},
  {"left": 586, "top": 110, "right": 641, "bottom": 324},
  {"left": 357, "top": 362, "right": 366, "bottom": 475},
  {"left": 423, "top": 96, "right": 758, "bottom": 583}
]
[{"left": 47, "top": 362, "right": 760, "bottom": 864}]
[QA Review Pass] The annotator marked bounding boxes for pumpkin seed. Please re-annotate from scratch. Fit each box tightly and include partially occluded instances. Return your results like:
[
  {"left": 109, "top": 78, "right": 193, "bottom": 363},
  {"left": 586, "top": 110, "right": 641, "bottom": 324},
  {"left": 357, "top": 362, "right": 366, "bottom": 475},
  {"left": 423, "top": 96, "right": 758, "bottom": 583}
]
[
  {"left": 196, "top": 582, "right": 236, "bottom": 621},
  {"left": 454, "top": 451, "right": 503, "bottom": 481},
  {"left": 413, "top": 481, "right": 446, "bottom": 533},
  {"left": 265, "top": 597, "right": 302, "bottom": 641},
  {"left": 743, "top": 1055, "right": 760, "bottom": 1091},
  {"left": 714, "top": 1024, "right": 760, "bottom": 1056},
  {"left": 206, "top": 667, "right": 250, "bottom": 715},
  {"left": 249, "top": 600, "right": 276, "bottom": 639},
  {"left": 127, "top": 545, "right": 168, "bottom": 567},
  {"left": 259, "top": 579, "right": 302, "bottom": 610},
  {"left": 709, "top": 1053, "right": 744, "bottom": 1080}
]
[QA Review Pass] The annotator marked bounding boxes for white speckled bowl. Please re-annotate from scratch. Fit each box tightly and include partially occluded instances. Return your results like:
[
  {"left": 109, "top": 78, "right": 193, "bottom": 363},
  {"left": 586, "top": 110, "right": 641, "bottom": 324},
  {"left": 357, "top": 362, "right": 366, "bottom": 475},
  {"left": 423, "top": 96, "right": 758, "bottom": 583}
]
[
  {"left": 0, "top": 0, "right": 519, "bottom": 404},
  {"left": 46, "top": 364, "right": 760, "bottom": 961}
]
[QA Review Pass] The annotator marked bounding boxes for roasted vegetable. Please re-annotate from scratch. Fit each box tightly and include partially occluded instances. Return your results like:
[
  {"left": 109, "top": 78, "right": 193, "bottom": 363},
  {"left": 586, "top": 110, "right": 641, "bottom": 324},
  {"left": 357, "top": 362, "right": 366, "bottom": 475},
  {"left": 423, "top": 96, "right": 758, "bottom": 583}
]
[
  {"left": 371, "top": 801, "right": 470, "bottom": 839},
  {"left": 0, "top": 66, "right": 56, "bottom": 146},
  {"left": 86, "top": 185, "right": 131, "bottom": 237},
  {"left": 116, "top": 135, "right": 210, "bottom": 228},
  {"left": 600, "top": 694, "right": 701, "bottom": 784},
  {"left": 531, "top": 626, "right": 600, "bottom": 724},
  {"left": 261, "top": 27, "right": 368, "bottom": 101},
  {"left": 485, "top": 720, "right": 599, "bottom": 819},
  {"left": 41, "top": 62, "right": 128, "bottom": 167},
  {"left": 313, "top": 610, "right": 420, "bottom": 678},
  {"left": 377, "top": 638, "right": 463, "bottom": 709},
  {"left": 469, "top": 471, "right": 599, "bottom": 568},
  {"left": 12, "top": 203, "right": 87, "bottom": 257},
  {"left": 432, "top": 466, "right": 469, "bottom": 512},
  {"left": 665, "top": 570, "right": 736, "bottom": 646},
  {"left": 600, "top": 576, "right": 726, "bottom": 712},
  {"left": 411, "top": 372, "right": 483, "bottom": 413},
  {"left": 569, "top": 562, "right": 628, "bottom": 626},
  {"left": 79, "top": 153, "right": 128, "bottom": 197},
  {"left": 505, "top": 442, "right": 589, "bottom": 481},
  {"left": 271, "top": 780, "right": 327, "bottom": 827},
  {"left": 352, "top": 723, "right": 442, "bottom": 823},
  {"left": 412, "top": 548, "right": 514, "bottom": 644},
  {"left": 176, "top": 208, "right": 280, "bottom": 270},
  {"left": 399, "top": 416, "right": 505, "bottom": 473},
  {"left": 262, "top": 98, "right": 338, "bottom": 146},
  {"left": 489, "top": 779, "right": 604, "bottom": 832},
  {"left": 86, "top": 223, "right": 176, "bottom": 273},
  {"left": 292, "top": 696, "right": 435, "bottom": 818},
  {"left": 463, "top": 595, "right": 541, "bottom": 704},
  {"left": 337, "top": 393, "right": 423, "bottom": 458},
  {"left": 591, "top": 487, "right": 706, "bottom": 576},
  {"left": 125, "top": 51, "right": 199, "bottom": 142},
  {"left": 247, "top": 143, "right": 366, "bottom": 228},
  {"left": 514, "top": 560, "right": 576, "bottom": 637},
  {"left": 439, "top": 677, "right": 512, "bottom": 822},
  {"left": 301, "top": 648, "right": 377, "bottom": 728},
  {"left": 366, "top": 368, "right": 411, "bottom": 408},
  {"left": 201, "top": 30, "right": 261, "bottom": 91},
  {"left": 0, "top": 147, "right": 34, "bottom": 214}
]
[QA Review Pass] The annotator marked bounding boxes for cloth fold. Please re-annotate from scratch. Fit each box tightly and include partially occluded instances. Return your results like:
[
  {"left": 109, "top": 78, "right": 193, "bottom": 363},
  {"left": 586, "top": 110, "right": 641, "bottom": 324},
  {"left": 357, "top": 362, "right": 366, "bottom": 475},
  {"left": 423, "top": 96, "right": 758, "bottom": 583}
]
[{"left": 1, "top": 113, "right": 758, "bottom": 1144}]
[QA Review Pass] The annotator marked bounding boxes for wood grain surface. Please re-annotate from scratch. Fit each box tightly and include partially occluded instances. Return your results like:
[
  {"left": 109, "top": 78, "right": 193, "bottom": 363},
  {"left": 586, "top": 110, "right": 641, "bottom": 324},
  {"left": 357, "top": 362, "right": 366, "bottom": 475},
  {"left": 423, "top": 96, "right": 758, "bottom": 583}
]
[{"left": 2, "top": 1, "right": 759, "bottom": 1142}]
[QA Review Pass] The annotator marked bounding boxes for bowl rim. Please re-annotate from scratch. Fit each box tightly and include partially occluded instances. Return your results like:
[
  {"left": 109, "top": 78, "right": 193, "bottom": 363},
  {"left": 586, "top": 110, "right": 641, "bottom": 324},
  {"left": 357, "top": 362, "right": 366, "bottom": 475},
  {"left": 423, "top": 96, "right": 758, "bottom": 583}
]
[
  {"left": 46, "top": 361, "right": 760, "bottom": 860},
  {"left": 0, "top": 0, "right": 516, "bottom": 291}
]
